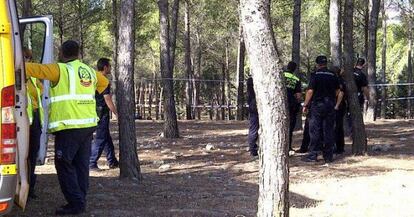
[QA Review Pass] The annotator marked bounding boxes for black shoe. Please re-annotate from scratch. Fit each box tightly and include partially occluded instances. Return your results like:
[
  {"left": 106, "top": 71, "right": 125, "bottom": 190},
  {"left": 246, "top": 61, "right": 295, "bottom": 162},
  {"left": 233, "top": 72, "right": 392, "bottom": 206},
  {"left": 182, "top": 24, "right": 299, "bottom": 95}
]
[
  {"left": 324, "top": 158, "right": 334, "bottom": 164},
  {"left": 108, "top": 161, "right": 119, "bottom": 169},
  {"left": 55, "top": 204, "right": 85, "bottom": 216},
  {"left": 302, "top": 156, "right": 317, "bottom": 162},
  {"left": 296, "top": 149, "right": 308, "bottom": 153}
]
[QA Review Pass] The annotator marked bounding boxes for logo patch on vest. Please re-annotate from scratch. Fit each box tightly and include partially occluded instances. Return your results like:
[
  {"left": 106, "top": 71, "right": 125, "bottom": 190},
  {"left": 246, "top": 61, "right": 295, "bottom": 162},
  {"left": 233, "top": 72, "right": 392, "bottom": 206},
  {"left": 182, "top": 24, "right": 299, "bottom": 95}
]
[{"left": 78, "top": 67, "right": 92, "bottom": 87}]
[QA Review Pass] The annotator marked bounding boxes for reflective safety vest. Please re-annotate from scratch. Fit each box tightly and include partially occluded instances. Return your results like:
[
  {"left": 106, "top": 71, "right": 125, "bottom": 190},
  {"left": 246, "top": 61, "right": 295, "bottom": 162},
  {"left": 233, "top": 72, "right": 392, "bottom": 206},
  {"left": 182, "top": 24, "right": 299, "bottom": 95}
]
[
  {"left": 284, "top": 71, "right": 300, "bottom": 90},
  {"left": 27, "top": 77, "right": 43, "bottom": 125},
  {"left": 48, "top": 60, "right": 98, "bottom": 133}
]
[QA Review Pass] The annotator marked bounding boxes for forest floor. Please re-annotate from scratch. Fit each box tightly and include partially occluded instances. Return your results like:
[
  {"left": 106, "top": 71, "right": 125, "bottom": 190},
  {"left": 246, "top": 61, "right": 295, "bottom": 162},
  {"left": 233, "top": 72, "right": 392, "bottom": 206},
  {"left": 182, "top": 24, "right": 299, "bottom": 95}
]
[{"left": 9, "top": 119, "right": 414, "bottom": 217}]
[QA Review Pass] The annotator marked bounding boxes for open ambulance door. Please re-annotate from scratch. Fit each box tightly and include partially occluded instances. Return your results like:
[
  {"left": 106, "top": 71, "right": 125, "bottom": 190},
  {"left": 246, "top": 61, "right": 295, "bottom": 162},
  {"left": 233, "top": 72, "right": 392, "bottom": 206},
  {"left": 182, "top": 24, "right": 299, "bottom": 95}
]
[
  {"left": 19, "top": 16, "right": 53, "bottom": 166},
  {"left": 12, "top": 15, "right": 53, "bottom": 209}
]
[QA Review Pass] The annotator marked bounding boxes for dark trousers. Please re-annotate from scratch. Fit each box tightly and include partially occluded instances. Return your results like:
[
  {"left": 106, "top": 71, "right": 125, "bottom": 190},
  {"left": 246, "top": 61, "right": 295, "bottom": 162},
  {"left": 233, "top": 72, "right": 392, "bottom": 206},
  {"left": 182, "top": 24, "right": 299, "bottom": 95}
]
[
  {"left": 248, "top": 111, "right": 259, "bottom": 153},
  {"left": 89, "top": 111, "right": 118, "bottom": 167},
  {"left": 54, "top": 127, "right": 95, "bottom": 208},
  {"left": 28, "top": 109, "right": 41, "bottom": 195},
  {"left": 335, "top": 107, "right": 346, "bottom": 153},
  {"left": 289, "top": 105, "right": 299, "bottom": 150},
  {"left": 308, "top": 99, "right": 336, "bottom": 161}
]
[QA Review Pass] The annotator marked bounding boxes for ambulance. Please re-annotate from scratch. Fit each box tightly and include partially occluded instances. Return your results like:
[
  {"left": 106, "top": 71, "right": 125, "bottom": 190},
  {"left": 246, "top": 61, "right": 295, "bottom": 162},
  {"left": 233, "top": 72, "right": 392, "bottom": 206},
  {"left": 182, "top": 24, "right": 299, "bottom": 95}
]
[{"left": 0, "top": 0, "right": 53, "bottom": 214}]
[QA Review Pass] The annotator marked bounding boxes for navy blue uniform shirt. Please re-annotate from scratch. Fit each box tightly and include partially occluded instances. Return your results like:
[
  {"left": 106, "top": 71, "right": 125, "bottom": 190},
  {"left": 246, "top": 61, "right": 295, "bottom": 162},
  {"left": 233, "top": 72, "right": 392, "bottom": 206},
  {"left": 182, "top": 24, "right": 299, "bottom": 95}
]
[
  {"left": 353, "top": 68, "right": 368, "bottom": 104},
  {"left": 308, "top": 67, "right": 340, "bottom": 101}
]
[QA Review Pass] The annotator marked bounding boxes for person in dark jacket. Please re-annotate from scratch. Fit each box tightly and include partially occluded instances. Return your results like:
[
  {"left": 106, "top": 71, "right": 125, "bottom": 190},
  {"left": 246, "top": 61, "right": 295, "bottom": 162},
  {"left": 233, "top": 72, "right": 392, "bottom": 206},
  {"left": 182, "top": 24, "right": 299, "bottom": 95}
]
[{"left": 247, "top": 76, "right": 259, "bottom": 156}]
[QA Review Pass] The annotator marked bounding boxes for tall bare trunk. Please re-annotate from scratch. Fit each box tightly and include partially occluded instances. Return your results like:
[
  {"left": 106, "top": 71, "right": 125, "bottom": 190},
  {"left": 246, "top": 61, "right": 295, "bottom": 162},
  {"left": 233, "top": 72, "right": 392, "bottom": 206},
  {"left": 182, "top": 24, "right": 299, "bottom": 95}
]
[
  {"left": 194, "top": 31, "right": 202, "bottom": 120},
  {"left": 365, "top": 0, "right": 381, "bottom": 121},
  {"left": 364, "top": 3, "right": 369, "bottom": 58},
  {"left": 343, "top": 0, "right": 367, "bottom": 155},
  {"left": 77, "top": 0, "right": 84, "bottom": 59},
  {"left": 292, "top": 0, "right": 303, "bottom": 130},
  {"left": 330, "top": 0, "right": 342, "bottom": 67},
  {"left": 169, "top": 0, "right": 180, "bottom": 74},
  {"left": 184, "top": 0, "right": 193, "bottom": 120},
  {"left": 111, "top": 0, "right": 119, "bottom": 109},
  {"left": 292, "top": 0, "right": 301, "bottom": 70},
  {"left": 241, "top": 0, "right": 289, "bottom": 216},
  {"left": 20, "top": 0, "right": 32, "bottom": 40},
  {"left": 58, "top": 0, "right": 64, "bottom": 45},
  {"left": 158, "top": 0, "right": 180, "bottom": 138},
  {"left": 408, "top": 14, "right": 413, "bottom": 118},
  {"left": 116, "top": 0, "right": 141, "bottom": 180},
  {"left": 225, "top": 40, "right": 232, "bottom": 120},
  {"left": 236, "top": 23, "right": 246, "bottom": 121},
  {"left": 221, "top": 62, "right": 226, "bottom": 120},
  {"left": 380, "top": 0, "right": 387, "bottom": 119}
]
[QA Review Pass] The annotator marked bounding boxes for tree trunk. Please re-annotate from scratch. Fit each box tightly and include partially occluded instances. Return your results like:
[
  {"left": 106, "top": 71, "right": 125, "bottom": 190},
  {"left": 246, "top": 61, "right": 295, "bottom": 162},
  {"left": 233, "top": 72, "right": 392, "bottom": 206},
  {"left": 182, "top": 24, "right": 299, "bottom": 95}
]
[
  {"left": 240, "top": 0, "right": 289, "bottom": 216},
  {"left": 77, "top": 0, "right": 84, "bottom": 59},
  {"left": 58, "top": 0, "right": 64, "bottom": 45},
  {"left": 111, "top": 0, "right": 119, "bottom": 110},
  {"left": 292, "top": 0, "right": 301, "bottom": 71},
  {"left": 343, "top": 0, "right": 367, "bottom": 155},
  {"left": 236, "top": 23, "right": 246, "bottom": 121},
  {"left": 330, "top": 0, "right": 342, "bottom": 67},
  {"left": 169, "top": 0, "right": 180, "bottom": 74},
  {"left": 194, "top": 31, "right": 202, "bottom": 120},
  {"left": 365, "top": 0, "right": 381, "bottom": 121},
  {"left": 22, "top": 0, "right": 32, "bottom": 18},
  {"left": 225, "top": 40, "right": 232, "bottom": 120},
  {"left": 20, "top": 0, "right": 32, "bottom": 40},
  {"left": 184, "top": 0, "right": 193, "bottom": 120},
  {"left": 158, "top": 0, "right": 180, "bottom": 138},
  {"left": 364, "top": 3, "right": 369, "bottom": 58},
  {"left": 148, "top": 82, "right": 154, "bottom": 120},
  {"left": 292, "top": 0, "right": 303, "bottom": 130},
  {"left": 408, "top": 14, "right": 413, "bottom": 118},
  {"left": 380, "top": 0, "right": 387, "bottom": 119},
  {"left": 116, "top": 0, "right": 141, "bottom": 180},
  {"left": 221, "top": 62, "right": 226, "bottom": 120}
]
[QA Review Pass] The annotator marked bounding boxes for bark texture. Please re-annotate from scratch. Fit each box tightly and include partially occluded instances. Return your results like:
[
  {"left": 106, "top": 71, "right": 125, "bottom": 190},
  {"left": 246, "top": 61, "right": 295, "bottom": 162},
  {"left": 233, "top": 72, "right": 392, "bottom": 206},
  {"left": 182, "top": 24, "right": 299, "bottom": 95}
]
[
  {"left": 343, "top": 0, "right": 367, "bottom": 155},
  {"left": 184, "top": 0, "right": 193, "bottom": 120},
  {"left": 330, "top": 0, "right": 342, "bottom": 67},
  {"left": 116, "top": 0, "right": 142, "bottom": 180},
  {"left": 292, "top": 0, "right": 301, "bottom": 71},
  {"left": 365, "top": 0, "right": 381, "bottom": 121},
  {"left": 380, "top": 0, "right": 387, "bottom": 118},
  {"left": 236, "top": 23, "right": 246, "bottom": 121},
  {"left": 241, "top": 0, "right": 289, "bottom": 216},
  {"left": 158, "top": 0, "right": 180, "bottom": 138}
]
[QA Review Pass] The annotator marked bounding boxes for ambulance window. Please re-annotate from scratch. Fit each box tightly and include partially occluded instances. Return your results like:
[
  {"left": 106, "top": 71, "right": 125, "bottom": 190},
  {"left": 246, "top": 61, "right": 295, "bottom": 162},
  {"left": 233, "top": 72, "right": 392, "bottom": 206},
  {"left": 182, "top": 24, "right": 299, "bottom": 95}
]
[{"left": 20, "top": 22, "right": 46, "bottom": 63}]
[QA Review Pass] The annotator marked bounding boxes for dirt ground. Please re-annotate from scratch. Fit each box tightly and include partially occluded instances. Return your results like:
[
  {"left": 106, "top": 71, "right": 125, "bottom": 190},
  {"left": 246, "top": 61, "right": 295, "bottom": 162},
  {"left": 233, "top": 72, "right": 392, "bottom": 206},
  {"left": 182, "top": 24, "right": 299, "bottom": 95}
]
[{"left": 8, "top": 119, "right": 414, "bottom": 217}]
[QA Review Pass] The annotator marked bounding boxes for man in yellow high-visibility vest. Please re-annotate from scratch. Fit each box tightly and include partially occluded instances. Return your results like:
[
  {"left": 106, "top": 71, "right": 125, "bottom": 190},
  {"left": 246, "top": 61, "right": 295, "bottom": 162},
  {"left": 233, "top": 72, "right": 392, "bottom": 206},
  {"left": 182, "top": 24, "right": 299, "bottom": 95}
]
[{"left": 25, "top": 40, "right": 109, "bottom": 215}]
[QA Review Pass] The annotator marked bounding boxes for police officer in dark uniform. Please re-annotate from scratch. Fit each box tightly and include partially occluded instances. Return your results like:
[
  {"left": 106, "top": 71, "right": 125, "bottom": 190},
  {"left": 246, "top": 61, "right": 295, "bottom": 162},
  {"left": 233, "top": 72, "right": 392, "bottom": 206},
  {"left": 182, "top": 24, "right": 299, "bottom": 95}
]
[
  {"left": 247, "top": 76, "right": 259, "bottom": 156},
  {"left": 353, "top": 58, "right": 369, "bottom": 107},
  {"left": 302, "top": 56, "right": 340, "bottom": 162},
  {"left": 284, "top": 61, "right": 302, "bottom": 151},
  {"left": 298, "top": 69, "right": 321, "bottom": 153}
]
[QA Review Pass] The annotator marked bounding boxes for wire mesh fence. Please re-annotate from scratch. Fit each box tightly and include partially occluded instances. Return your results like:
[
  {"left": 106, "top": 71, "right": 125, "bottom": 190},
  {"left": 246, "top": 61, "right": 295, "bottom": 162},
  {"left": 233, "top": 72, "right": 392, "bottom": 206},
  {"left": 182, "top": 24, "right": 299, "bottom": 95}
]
[{"left": 119, "top": 77, "right": 414, "bottom": 120}]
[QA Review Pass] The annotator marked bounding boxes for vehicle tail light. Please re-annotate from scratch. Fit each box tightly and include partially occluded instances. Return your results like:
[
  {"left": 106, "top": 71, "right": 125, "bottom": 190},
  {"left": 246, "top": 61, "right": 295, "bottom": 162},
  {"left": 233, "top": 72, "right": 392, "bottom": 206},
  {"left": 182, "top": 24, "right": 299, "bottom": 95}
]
[{"left": 0, "top": 85, "right": 16, "bottom": 165}]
